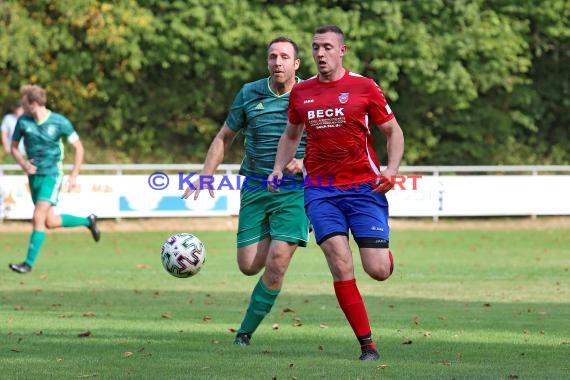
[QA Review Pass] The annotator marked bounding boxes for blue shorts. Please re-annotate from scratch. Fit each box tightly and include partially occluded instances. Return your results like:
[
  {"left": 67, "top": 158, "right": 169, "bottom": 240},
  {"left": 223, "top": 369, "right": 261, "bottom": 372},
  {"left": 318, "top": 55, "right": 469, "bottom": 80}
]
[{"left": 305, "top": 183, "right": 390, "bottom": 247}]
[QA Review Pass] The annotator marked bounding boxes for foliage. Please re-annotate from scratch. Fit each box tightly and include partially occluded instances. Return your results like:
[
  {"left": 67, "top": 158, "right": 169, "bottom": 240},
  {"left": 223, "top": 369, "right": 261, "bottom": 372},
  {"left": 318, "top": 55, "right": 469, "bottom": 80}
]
[{"left": 0, "top": 0, "right": 568, "bottom": 164}]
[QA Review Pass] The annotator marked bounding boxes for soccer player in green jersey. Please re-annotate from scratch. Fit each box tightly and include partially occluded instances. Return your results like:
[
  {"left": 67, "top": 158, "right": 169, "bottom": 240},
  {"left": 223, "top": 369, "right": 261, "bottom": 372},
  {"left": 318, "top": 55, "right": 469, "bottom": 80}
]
[
  {"left": 8, "top": 84, "right": 100, "bottom": 274},
  {"left": 181, "top": 37, "right": 309, "bottom": 346}
]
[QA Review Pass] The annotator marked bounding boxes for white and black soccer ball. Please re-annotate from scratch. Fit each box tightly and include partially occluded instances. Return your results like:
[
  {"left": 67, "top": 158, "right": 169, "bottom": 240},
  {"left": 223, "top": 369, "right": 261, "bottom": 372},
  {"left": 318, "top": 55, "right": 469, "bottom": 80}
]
[{"left": 160, "top": 233, "right": 206, "bottom": 278}]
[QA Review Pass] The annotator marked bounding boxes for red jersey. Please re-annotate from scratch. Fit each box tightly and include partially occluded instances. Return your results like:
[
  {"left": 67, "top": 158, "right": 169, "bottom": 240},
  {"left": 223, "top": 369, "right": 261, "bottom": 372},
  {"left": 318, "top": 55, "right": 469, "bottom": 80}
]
[{"left": 288, "top": 70, "right": 395, "bottom": 187}]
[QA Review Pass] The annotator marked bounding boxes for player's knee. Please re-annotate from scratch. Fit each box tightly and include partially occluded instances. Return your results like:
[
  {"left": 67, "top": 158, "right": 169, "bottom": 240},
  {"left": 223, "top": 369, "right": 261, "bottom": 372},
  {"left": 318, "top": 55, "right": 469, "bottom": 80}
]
[
  {"left": 45, "top": 219, "right": 59, "bottom": 229},
  {"left": 238, "top": 264, "right": 262, "bottom": 276},
  {"left": 366, "top": 267, "right": 392, "bottom": 281}
]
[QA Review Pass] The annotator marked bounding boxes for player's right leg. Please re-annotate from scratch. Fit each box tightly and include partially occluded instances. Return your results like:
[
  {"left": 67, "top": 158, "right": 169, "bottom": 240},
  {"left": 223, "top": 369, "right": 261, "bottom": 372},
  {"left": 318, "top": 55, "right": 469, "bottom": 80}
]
[
  {"left": 9, "top": 175, "right": 51, "bottom": 274},
  {"left": 9, "top": 200, "right": 50, "bottom": 274},
  {"left": 306, "top": 189, "right": 380, "bottom": 360}
]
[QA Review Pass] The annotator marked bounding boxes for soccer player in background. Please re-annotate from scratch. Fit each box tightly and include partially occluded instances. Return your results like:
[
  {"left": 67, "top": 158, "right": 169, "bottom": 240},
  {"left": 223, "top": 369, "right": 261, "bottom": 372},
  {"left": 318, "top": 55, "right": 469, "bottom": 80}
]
[
  {"left": 8, "top": 84, "right": 100, "bottom": 274},
  {"left": 1, "top": 100, "right": 25, "bottom": 157},
  {"left": 181, "top": 37, "right": 309, "bottom": 346},
  {"left": 268, "top": 25, "right": 405, "bottom": 361}
]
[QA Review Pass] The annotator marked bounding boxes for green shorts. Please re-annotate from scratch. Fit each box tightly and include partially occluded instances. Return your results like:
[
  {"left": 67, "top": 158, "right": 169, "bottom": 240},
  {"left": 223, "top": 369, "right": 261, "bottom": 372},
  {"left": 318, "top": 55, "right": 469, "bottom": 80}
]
[
  {"left": 28, "top": 175, "right": 63, "bottom": 205},
  {"left": 237, "top": 179, "right": 309, "bottom": 248}
]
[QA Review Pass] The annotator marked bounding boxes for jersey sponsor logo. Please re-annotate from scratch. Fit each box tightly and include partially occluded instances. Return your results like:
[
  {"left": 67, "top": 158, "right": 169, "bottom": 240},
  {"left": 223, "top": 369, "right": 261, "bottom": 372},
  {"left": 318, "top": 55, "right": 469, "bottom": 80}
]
[
  {"left": 338, "top": 92, "right": 349, "bottom": 104},
  {"left": 46, "top": 125, "right": 57, "bottom": 136},
  {"left": 255, "top": 102, "right": 264, "bottom": 110},
  {"left": 307, "top": 108, "right": 344, "bottom": 120},
  {"left": 303, "top": 99, "right": 315, "bottom": 104}
]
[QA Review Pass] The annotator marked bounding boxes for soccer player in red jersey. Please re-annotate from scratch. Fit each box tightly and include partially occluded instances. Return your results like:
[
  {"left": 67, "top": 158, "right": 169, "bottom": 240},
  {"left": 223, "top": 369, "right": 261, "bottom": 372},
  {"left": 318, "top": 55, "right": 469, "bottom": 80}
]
[{"left": 268, "top": 25, "right": 405, "bottom": 361}]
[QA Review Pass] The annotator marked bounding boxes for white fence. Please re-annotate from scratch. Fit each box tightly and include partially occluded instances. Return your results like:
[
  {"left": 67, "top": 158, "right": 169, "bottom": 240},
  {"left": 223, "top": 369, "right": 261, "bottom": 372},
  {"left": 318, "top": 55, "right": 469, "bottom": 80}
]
[{"left": 1, "top": 164, "right": 569, "bottom": 221}]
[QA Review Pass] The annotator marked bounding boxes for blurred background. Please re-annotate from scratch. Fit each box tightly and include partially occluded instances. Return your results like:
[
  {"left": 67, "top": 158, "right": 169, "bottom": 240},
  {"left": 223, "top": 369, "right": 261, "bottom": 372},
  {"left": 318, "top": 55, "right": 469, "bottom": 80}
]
[{"left": 1, "top": 0, "right": 568, "bottom": 166}]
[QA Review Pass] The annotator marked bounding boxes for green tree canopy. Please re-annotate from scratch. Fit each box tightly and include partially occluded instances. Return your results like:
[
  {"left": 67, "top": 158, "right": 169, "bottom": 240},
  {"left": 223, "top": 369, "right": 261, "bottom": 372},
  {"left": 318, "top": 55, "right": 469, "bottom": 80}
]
[{"left": 1, "top": 0, "right": 568, "bottom": 165}]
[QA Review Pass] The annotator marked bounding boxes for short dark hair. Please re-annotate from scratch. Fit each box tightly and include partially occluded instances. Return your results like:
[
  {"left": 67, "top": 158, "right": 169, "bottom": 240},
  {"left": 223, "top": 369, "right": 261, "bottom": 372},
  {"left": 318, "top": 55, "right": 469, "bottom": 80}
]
[
  {"left": 268, "top": 36, "right": 299, "bottom": 59},
  {"left": 314, "top": 25, "right": 345, "bottom": 43}
]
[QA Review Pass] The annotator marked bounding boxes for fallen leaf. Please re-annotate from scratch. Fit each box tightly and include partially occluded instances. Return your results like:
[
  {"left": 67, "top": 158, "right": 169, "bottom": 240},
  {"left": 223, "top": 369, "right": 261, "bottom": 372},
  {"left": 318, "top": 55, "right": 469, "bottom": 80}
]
[
  {"left": 423, "top": 331, "right": 432, "bottom": 337},
  {"left": 202, "top": 315, "right": 212, "bottom": 322},
  {"left": 272, "top": 323, "right": 280, "bottom": 330},
  {"left": 123, "top": 352, "right": 133, "bottom": 357},
  {"left": 56, "top": 358, "right": 64, "bottom": 362},
  {"left": 288, "top": 363, "right": 295, "bottom": 368},
  {"left": 211, "top": 340, "right": 219, "bottom": 344},
  {"left": 292, "top": 323, "right": 303, "bottom": 327},
  {"left": 402, "top": 340, "right": 413, "bottom": 345},
  {"left": 508, "top": 374, "right": 519, "bottom": 379},
  {"left": 161, "top": 313, "right": 172, "bottom": 319},
  {"left": 319, "top": 323, "right": 328, "bottom": 328},
  {"left": 83, "top": 312, "right": 95, "bottom": 318},
  {"left": 14, "top": 305, "right": 24, "bottom": 311},
  {"left": 76, "top": 373, "right": 97, "bottom": 378},
  {"left": 282, "top": 307, "right": 295, "bottom": 313},
  {"left": 137, "top": 346, "right": 145, "bottom": 352},
  {"left": 10, "top": 348, "right": 21, "bottom": 352},
  {"left": 483, "top": 303, "right": 491, "bottom": 307},
  {"left": 413, "top": 316, "right": 420, "bottom": 325},
  {"left": 318, "top": 345, "right": 324, "bottom": 351},
  {"left": 228, "top": 328, "right": 237, "bottom": 333},
  {"left": 136, "top": 263, "right": 151, "bottom": 269},
  {"left": 376, "top": 364, "right": 387, "bottom": 369},
  {"left": 34, "top": 331, "right": 43, "bottom": 335},
  {"left": 78, "top": 331, "right": 91, "bottom": 337}
]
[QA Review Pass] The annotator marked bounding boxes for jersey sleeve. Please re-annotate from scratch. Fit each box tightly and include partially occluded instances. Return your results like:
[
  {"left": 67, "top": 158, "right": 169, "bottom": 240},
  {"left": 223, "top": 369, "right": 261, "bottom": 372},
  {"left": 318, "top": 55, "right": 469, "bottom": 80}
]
[
  {"left": 11, "top": 118, "right": 23, "bottom": 141},
  {"left": 60, "top": 116, "right": 79, "bottom": 143},
  {"left": 288, "top": 87, "right": 302, "bottom": 125},
  {"left": 367, "top": 79, "right": 395, "bottom": 125},
  {"left": 224, "top": 86, "right": 247, "bottom": 132}
]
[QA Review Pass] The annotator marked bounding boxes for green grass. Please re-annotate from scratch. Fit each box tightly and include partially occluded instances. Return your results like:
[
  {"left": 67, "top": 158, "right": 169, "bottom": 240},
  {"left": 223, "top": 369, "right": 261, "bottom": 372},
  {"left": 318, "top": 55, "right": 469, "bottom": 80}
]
[{"left": 1, "top": 227, "right": 569, "bottom": 379}]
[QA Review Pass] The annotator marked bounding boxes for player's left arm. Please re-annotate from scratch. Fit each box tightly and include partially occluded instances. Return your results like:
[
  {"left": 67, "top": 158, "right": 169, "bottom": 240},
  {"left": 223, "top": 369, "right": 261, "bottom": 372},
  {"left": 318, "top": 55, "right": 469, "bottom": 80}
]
[
  {"left": 375, "top": 118, "right": 404, "bottom": 193},
  {"left": 67, "top": 134, "right": 84, "bottom": 190}
]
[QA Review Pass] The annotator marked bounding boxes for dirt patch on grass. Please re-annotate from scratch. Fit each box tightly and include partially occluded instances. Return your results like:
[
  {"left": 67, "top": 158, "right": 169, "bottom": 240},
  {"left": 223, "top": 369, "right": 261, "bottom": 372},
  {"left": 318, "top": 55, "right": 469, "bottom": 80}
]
[{"left": 1, "top": 216, "right": 569, "bottom": 233}]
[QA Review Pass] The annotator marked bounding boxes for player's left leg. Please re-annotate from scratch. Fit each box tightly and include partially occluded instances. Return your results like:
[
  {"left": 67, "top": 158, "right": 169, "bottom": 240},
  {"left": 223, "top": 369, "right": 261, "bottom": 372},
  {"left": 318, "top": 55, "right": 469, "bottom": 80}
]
[
  {"left": 235, "top": 240, "right": 297, "bottom": 345},
  {"left": 234, "top": 187, "right": 308, "bottom": 345}
]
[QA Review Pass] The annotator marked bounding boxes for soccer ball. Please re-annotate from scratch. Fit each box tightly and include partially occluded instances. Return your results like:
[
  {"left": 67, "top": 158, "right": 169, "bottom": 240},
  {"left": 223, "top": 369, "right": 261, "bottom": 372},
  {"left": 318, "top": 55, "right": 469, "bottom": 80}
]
[{"left": 160, "top": 233, "right": 206, "bottom": 278}]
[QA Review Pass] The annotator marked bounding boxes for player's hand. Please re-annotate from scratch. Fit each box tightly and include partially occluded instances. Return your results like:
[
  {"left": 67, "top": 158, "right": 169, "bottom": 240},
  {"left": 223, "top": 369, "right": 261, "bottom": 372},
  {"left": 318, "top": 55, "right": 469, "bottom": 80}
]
[
  {"left": 373, "top": 169, "right": 396, "bottom": 193},
  {"left": 67, "top": 174, "right": 78, "bottom": 190},
  {"left": 267, "top": 171, "right": 283, "bottom": 193},
  {"left": 284, "top": 158, "right": 303, "bottom": 175},
  {"left": 22, "top": 159, "right": 36, "bottom": 175},
  {"left": 181, "top": 178, "right": 215, "bottom": 200}
]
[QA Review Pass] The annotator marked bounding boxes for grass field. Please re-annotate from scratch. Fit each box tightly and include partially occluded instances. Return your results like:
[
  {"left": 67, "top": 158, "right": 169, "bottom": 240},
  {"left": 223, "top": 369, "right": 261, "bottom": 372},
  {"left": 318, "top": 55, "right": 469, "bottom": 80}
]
[{"left": 1, "top": 222, "right": 569, "bottom": 379}]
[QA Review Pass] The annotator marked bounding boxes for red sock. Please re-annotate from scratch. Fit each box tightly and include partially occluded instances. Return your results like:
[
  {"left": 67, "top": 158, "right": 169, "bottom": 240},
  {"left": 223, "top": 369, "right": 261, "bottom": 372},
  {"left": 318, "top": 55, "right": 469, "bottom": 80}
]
[{"left": 333, "top": 279, "right": 376, "bottom": 350}]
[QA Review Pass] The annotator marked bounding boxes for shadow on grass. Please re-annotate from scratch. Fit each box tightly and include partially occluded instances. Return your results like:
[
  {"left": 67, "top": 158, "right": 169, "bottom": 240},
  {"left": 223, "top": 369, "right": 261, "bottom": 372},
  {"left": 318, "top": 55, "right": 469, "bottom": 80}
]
[{"left": 1, "top": 289, "right": 569, "bottom": 380}]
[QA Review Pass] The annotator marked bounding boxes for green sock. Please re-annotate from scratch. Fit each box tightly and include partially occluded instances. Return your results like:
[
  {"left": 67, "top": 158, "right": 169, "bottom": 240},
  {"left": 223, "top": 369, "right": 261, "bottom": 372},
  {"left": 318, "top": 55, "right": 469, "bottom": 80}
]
[
  {"left": 24, "top": 230, "right": 46, "bottom": 267},
  {"left": 61, "top": 214, "right": 89, "bottom": 227},
  {"left": 238, "top": 277, "right": 280, "bottom": 335}
]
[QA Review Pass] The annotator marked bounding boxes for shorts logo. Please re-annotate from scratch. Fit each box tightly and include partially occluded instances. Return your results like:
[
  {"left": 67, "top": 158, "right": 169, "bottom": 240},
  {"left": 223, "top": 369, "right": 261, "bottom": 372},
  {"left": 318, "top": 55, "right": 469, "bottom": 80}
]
[{"left": 338, "top": 92, "right": 349, "bottom": 104}]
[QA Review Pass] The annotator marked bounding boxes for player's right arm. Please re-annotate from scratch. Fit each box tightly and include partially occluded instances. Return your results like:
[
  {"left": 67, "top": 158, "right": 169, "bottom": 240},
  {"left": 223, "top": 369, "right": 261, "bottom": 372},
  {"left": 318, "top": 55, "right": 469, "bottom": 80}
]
[
  {"left": 11, "top": 140, "right": 35, "bottom": 174},
  {"left": 181, "top": 123, "right": 237, "bottom": 200},
  {"left": 268, "top": 121, "right": 304, "bottom": 192}
]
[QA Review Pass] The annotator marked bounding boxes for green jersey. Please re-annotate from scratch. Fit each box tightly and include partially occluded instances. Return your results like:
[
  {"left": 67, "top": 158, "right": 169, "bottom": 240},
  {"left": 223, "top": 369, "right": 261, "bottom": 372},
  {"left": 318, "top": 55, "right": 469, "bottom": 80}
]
[
  {"left": 12, "top": 111, "right": 78, "bottom": 176},
  {"left": 225, "top": 77, "right": 306, "bottom": 179}
]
